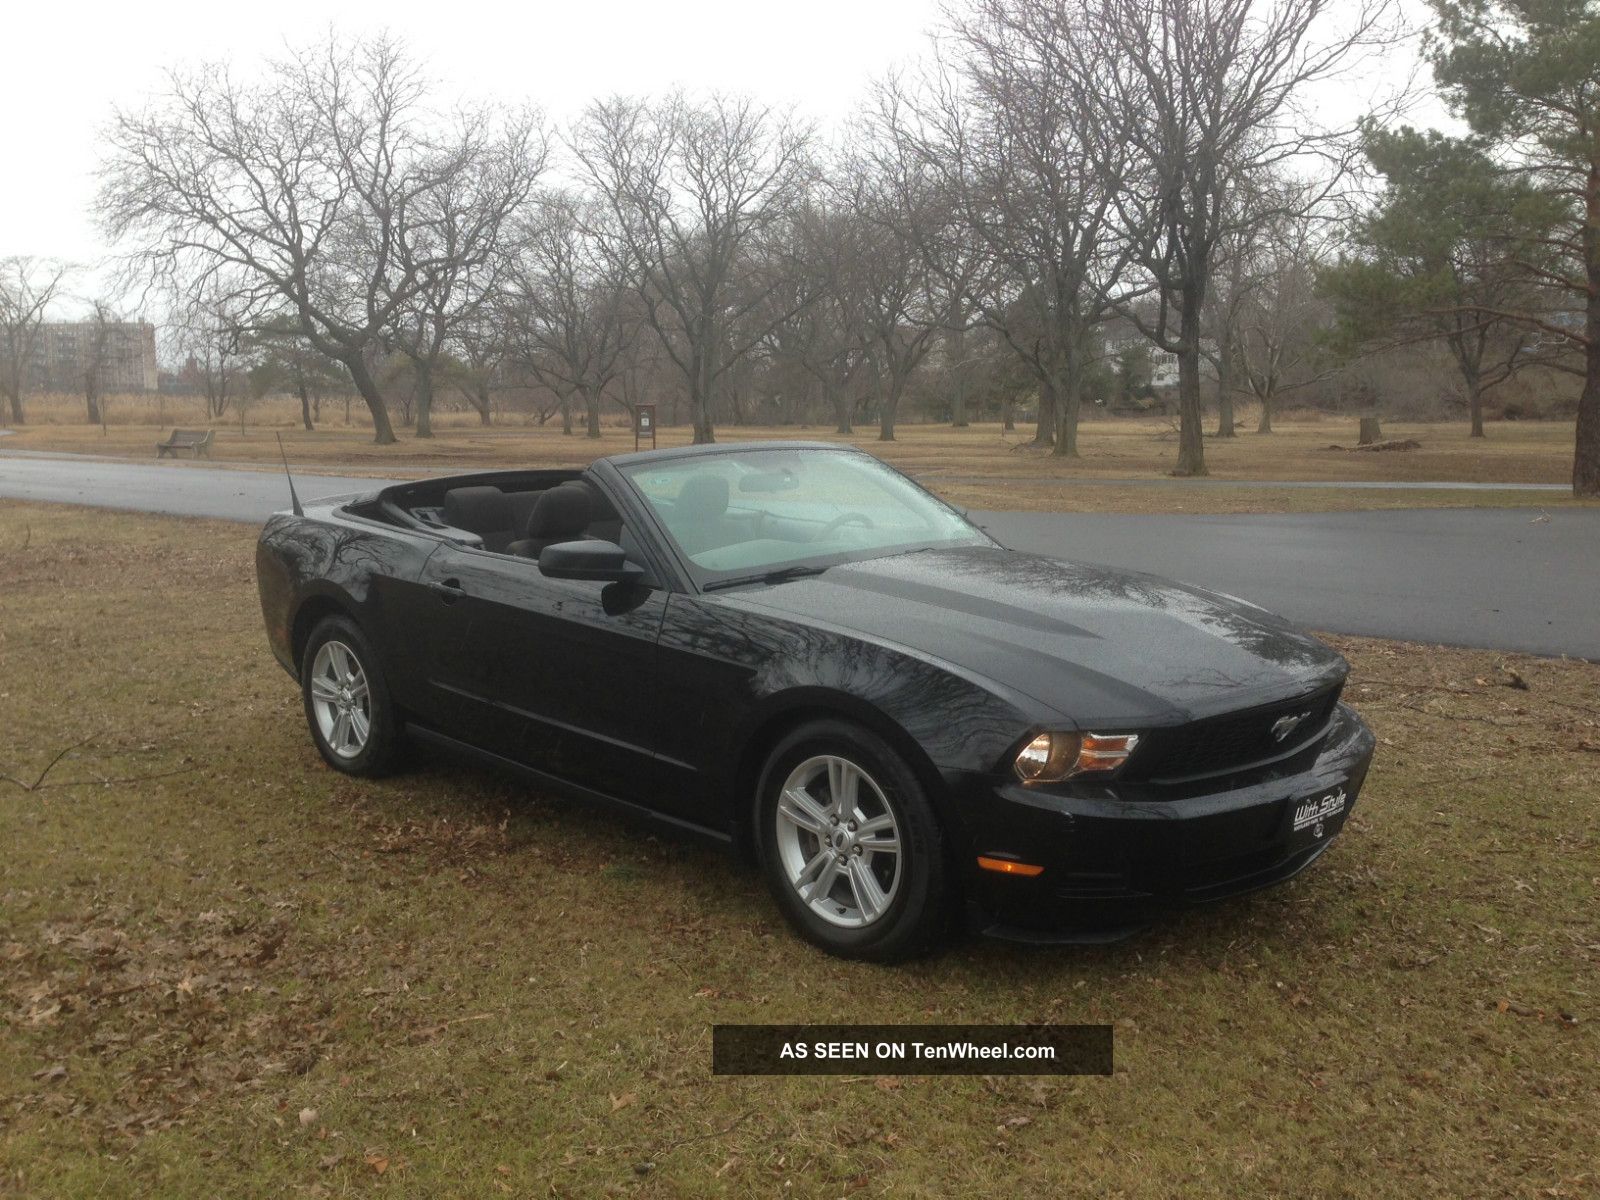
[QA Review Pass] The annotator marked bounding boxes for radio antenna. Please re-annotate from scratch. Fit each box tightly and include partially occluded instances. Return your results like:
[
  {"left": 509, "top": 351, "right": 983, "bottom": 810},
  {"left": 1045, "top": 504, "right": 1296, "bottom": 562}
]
[{"left": 275, "top": 433, "right": 304, "bottom": 517}]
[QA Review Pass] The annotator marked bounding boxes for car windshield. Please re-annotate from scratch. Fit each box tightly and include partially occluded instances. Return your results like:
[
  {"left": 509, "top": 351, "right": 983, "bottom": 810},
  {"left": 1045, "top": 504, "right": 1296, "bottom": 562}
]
[{"left": 620, "top": 447, "right": 991, "bottom": 583}]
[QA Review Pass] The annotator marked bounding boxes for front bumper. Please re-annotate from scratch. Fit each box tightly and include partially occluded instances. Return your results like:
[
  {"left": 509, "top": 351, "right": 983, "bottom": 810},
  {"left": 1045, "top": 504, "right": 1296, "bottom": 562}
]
[{"left": 942, "top": 703, "right": 1376, "bottom": 942}]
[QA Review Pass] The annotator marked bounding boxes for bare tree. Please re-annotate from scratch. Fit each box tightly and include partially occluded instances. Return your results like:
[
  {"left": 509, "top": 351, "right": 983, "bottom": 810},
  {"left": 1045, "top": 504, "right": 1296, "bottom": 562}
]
[
  {"left": 1089, "top": 0, "right": 1399, "bottom": 474},
  {"left": 0, "top": 258, "right": 69, "bottom": 426},
  {"left": 1235, "top": 208, "right": 1341, "bottom": 431},
  {"left": 451, "top": 313, "right": 506, "bottom": 427},
  {"left": 1203, "top": 241, "right": 1251, "bottom": 438},
  {"left": 82, "top": 300, "right": 117, "bottom": 429},
  {"left": 878, "top": 0, "right": 1139, "bottom": 456},
  {"left": 99, "top": 33, "right": 512, "bottom": 445},
  {"left": 174, "top": 283, "right": 248, "bottom": 419},
  {"left": 386, "top": 110, "right": 548, "bottom": 438},
  {"left": 831, "top": 165, "right": 948, "bottom": 441},
  {"left": 570, "top": 92, "right": 816, "bottom": 443},
  {"left": 1201, "top": 179, "right": 1283, "bottom": 438},
  {"left": 503, "top": 191, "right": 638, "bottom": 438},
  {"left": 245, "top": 314, "right": 347, "bottom": 431},
  {"left": 759, "top": 198, "right": 871, "bottom": 433}
]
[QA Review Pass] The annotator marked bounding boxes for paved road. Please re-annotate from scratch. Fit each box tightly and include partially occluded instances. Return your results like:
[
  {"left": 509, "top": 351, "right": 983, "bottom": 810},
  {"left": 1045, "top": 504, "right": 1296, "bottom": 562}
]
[
  {"left": 922, "top": 470, "right": 1570, "bottom": 492},
  {"left": 978, "top": 509, "right": 1593, "bottom": 660},
  {"left": 2, "top": 453, "right": 1593, "bottom": 658},
  {"left": 0, "top": 454, "right": 377, "bottom": 521}
]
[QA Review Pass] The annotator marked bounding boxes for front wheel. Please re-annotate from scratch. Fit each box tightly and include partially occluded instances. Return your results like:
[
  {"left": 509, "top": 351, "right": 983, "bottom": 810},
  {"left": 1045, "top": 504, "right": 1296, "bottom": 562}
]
[
  {"left": 755, "top": 719, "right": 950, "bottom": 961},
  {"left": 300, "top": 614, "right": 400, "bottom": 776}
]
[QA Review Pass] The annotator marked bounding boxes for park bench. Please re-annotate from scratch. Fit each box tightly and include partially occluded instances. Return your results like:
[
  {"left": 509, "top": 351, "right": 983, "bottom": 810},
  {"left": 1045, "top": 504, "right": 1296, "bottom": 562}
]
[{"left": 155, "top": 429, "right": 214, "bottom": 458}]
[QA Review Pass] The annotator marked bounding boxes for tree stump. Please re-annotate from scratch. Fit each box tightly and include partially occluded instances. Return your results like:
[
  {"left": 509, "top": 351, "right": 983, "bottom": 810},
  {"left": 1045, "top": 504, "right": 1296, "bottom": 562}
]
[{"left": 1358, "top": 416, "right": 1383, "bottom": 445}]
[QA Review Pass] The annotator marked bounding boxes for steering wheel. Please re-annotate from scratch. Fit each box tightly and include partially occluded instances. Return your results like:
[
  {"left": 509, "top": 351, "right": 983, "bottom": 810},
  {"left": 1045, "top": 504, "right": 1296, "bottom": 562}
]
[{"left": 814, "top": 511, "right": 876, "bottom": 541}]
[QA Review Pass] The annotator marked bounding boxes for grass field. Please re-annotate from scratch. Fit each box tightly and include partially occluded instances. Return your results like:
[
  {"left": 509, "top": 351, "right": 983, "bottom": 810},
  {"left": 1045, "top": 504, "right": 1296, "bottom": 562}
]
[{"left": 2, "top": 503, "right": 1596, "bottom": 1197}]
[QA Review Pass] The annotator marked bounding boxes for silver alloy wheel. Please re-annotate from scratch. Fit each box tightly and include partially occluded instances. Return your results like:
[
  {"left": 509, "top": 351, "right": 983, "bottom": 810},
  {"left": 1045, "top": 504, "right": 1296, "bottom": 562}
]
[
  {"left": 309, "top": 639, "right": 372, "bottom": 759},
  {"left": 773, "top": 754, "right": 903, "bottom": 929}
]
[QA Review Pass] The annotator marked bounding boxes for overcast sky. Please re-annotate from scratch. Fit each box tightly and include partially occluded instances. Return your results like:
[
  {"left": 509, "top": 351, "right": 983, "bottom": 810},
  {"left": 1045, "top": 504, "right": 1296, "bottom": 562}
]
[{"left": 3, "top": 0, "right": 1432, "bottom": 316}]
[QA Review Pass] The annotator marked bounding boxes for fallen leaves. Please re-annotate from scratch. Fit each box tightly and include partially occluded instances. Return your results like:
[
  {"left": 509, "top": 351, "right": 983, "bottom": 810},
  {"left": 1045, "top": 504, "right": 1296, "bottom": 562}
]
[
  {"left": 609, "top": 1092, "right": 638, "bottom": 1113},
  {"left": 2, "top": 904, "right": 321, "bottom": 1141}
]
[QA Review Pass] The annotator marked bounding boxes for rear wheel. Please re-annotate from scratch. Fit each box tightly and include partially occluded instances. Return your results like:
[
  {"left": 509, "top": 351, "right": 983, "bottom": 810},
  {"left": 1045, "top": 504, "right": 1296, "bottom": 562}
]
[
  {"left": 756, "top": 719, "right": 949, "bottom": 961},
  {"left": 300, "top": 615, "right": 400, "bottom": 776}
]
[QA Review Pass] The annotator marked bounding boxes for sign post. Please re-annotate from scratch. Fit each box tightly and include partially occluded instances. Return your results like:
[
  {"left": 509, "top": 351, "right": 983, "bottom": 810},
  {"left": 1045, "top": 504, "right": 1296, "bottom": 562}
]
[{"left": 634, "top": 404, "right": 657, "bottom": 452}]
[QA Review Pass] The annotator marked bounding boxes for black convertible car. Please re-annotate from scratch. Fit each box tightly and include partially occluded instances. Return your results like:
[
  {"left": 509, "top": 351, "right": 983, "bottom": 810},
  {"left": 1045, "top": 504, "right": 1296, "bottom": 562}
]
[{"left": 256, "top": 442, "right": 1374, "bottom": 960}]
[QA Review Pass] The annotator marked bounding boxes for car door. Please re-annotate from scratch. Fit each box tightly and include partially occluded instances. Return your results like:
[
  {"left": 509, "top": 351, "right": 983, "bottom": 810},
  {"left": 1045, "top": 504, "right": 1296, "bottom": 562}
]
[
  {"left": 414, "top": 540, "right": 671, "bottom": 807},
  {"left": 400, "top": 543, "right": 528, "bottom": 751}
]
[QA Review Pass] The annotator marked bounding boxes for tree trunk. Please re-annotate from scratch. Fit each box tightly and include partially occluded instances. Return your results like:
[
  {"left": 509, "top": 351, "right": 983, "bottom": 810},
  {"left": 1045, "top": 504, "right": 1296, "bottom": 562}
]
[
  {"left": 1215, "top": 336, "right": 1235, "bottom": 438},
  {"left": 85, "top": 382, "right": 101, "bottom": 426},
  {"left": 4, "top": 378, "right": 24, "bottom": 424},
  {"left": 829, "top": 380, "right": 852, "bottom": 434},
  {"left": 298, "top": 382, "right": 314, "bottom": 431},
  {"left": 1575, "top": 282, "right": 1600, "bottom": 494},
  {"left": 341, "top": 353, "right": 397, "bottom": 445},
  {"left": 1577, "top": 339, "right": 1600, "bottom": 495},
  {"left": 691, "top": 343, "right": 716, "bottom": 444},
  {"left": 949, "top": 321, "right": 968, "bottom": 428},
  {"left": 582, "top": 387, "right": 601, "bottom": 439},
  {"left": 1051, "top": 356, "right": 1082, "bottom": 458},
  {"left": 560, "top": 393, "right": 573, "bottom": 435},
  {"left": 1571, "top": 157, "right": 1600, "bottom": 496},
  {"left": 414, "top": 362, "right": 435, "bottom": 439},
  {"left": 691, "top": 392, "right": 715, "bottom": 443},
  {"left": 1173, "top": 304, "right": 1207, "bottom": 476},
  {"left": 1358, "top": 416, "right": 1383, "bottom": 445},
  {"left": 475, "top": 381, "right": 493, "bottom": 425},
  {"left": 1256, "top": 390, "right": 1274, "bottom": 434},
  {"left": 878, "top": 370, "right": 904, "bottom": 442},
  {"left": 1031, "top": 376, "right": 1055, "bottom": 447},
  {"left": 1002, "top": 391, "right": 1015, "bottom": 432}
]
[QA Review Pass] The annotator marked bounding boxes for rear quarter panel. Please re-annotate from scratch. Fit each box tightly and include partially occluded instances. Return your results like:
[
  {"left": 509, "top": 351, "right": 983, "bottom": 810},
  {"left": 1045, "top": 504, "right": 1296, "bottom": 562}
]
[{"left": 255, "top": 509, "right": 440, "bottom": 689}]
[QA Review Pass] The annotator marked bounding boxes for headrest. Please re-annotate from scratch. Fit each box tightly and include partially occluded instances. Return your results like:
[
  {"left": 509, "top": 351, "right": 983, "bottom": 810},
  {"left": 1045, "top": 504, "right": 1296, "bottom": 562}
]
[
  {"left": 526, "top": 482, "right": 592, "bottom": 539},
  {"left": 677, "top": 474, "right": 729, "bottom": 523},
  {"left": 442, "top": 486, "right": 512, "bottom": 533}
]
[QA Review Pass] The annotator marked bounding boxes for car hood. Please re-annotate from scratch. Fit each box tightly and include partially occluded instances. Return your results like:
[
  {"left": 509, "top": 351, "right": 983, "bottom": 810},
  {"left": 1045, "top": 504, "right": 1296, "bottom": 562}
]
[{"left": 719, "top": 545, "right": 1346, "bottom": 726}]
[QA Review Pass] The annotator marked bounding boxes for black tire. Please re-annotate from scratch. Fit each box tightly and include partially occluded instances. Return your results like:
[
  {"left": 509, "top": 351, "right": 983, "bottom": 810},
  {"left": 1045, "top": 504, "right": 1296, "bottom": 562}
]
[
  {"left": 754, "top": 719, "right": 950, "bottom": 962},
  {"left": 299, "top": 614, "right": 401, "bottom": 777}
]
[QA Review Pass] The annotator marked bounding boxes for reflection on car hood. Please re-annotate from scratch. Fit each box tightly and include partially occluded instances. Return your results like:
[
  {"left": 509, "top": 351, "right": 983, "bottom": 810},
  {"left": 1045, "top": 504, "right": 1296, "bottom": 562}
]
[{"left": 721, "top": 545, "right": 1346, "bottom": 725}]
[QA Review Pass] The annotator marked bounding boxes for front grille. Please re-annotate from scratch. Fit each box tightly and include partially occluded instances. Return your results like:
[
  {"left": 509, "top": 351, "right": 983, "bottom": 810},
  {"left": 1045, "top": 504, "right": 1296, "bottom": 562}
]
[{"left": 1123, "top": 682, "right": 1343, "bottom": 782}]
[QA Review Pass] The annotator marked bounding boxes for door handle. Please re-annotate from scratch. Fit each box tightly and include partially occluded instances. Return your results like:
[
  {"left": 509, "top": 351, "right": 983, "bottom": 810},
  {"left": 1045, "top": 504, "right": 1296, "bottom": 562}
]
[{"left": 431, "top": 578, "right": 465, "bottom": 605}]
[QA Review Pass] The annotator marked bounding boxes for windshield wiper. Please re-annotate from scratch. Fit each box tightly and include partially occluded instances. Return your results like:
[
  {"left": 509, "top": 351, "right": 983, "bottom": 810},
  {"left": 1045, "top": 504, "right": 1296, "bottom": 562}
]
[{"left": 702, "top": 564, "right": 830, "bottom": 592}]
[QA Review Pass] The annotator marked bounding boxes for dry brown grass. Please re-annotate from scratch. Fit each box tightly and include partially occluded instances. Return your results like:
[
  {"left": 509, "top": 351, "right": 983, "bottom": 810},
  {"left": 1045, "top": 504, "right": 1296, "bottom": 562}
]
[
  {"left": 1, "top": 501, "right": 1597, "bottom": 1198},
  {"left": 2, "top": 391, "right": 1582, "bottom": 490}
]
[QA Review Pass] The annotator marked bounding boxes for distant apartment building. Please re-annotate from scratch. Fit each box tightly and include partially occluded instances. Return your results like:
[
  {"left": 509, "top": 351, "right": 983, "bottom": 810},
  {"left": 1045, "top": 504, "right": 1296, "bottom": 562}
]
[{"left": 29, "top": 321, "right": 159, "bottom": 393}]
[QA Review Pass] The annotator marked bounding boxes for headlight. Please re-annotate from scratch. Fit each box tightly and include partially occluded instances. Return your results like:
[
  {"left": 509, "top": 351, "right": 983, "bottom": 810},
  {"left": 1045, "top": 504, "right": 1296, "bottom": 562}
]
[{"left": 1013, "top": 731, "right": 1141, "bottom": 783}]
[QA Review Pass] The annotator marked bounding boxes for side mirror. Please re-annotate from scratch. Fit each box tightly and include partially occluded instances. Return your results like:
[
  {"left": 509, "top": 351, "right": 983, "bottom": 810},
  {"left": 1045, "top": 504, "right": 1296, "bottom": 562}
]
[{"left": 537, "top": 539, "right": 643, "bottom": 583}]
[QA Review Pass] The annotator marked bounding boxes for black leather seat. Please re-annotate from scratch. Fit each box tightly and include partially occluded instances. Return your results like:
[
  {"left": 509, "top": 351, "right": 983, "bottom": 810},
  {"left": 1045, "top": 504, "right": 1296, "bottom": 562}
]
[
  {"left": 442, "top": 486, "right": 515, "bottom": 552},
  {"left": 507, "top": 489, "right": 544, "bottom": 539},
  {"left": 508, "top": 482, "right": 594, "bottom": 559}
]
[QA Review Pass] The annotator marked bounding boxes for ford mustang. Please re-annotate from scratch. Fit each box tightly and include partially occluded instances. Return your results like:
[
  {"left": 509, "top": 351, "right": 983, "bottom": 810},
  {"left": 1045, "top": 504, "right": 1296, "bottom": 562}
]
[{"left": 255, "top": 442, "right": 1375, "bottom": 960}]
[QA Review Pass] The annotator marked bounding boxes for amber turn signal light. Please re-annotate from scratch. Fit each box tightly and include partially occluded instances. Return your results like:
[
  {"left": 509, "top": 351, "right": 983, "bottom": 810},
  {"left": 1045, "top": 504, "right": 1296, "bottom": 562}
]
[
  {"left": 1077, "top": 732, "right": 1141, "bottom": 772},
  {"left": 1013, "top": 730, "right": 1141, "bottom": 782},
  {"left": 977, "top": 856, "right": 1044, "bottom": 877}
]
